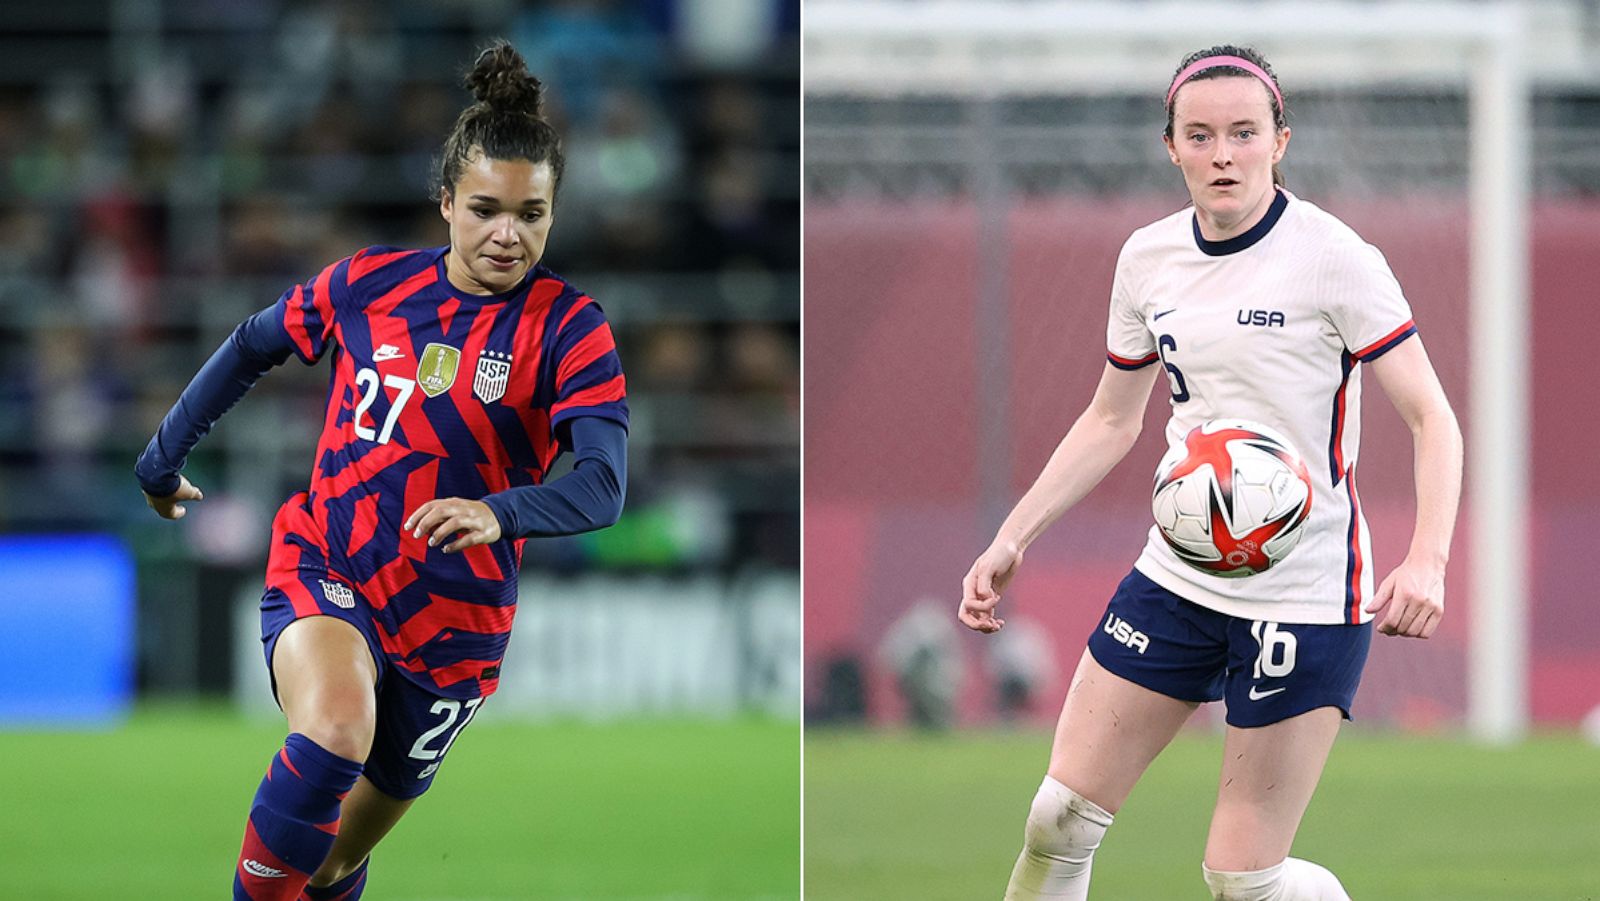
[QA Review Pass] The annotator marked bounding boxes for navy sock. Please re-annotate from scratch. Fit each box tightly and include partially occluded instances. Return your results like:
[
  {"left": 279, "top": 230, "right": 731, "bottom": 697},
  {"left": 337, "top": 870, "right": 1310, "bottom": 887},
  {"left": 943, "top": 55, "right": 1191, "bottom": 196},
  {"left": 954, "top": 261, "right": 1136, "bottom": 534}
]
[
  {"left": 302, "top": 858, "right": 368, "bottom": 900},
  {"left": 233, "top": 733, "right": 364, "bottom": 900}
]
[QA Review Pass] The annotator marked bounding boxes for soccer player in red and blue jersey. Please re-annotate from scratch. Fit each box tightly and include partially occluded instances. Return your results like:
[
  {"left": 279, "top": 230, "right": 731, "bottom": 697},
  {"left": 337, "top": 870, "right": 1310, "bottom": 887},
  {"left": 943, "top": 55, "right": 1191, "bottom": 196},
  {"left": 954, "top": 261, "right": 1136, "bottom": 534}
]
[{"left": 136, "top": 42, "right": 626, "bottom": 900}]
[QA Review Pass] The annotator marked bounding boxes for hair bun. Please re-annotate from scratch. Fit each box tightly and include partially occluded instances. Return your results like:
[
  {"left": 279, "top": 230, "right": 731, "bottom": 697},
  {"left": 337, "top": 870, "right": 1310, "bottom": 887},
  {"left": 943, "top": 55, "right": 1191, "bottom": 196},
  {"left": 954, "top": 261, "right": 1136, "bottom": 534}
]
[{"left": 464, "top": 40, "right": 544, "bottom": 117}]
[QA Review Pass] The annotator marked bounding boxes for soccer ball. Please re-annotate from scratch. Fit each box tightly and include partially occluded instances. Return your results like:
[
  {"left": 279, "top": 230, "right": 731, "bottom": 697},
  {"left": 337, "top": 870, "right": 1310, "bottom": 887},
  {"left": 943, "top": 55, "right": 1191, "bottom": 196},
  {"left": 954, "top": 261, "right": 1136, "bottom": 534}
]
[{"left": 1151, "top": 419, "right": 1313, "bottom": 578}]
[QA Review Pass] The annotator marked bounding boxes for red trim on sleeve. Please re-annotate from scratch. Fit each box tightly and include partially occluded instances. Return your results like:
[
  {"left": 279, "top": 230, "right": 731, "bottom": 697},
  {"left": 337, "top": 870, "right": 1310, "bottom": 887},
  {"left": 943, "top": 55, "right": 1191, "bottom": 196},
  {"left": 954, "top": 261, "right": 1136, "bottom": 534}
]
[
  {"left": 1107, "top": 350, "right": 1159, "bottom": 370},
  {"left": 1353, "top": 319, "right": 1416, "bottom": 359}
]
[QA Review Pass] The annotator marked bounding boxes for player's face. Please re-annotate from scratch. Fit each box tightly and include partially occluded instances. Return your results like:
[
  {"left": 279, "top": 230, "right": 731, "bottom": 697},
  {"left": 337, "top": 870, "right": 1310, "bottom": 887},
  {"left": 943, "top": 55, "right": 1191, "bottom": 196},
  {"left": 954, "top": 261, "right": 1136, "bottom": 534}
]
[
  {"left": 1163, "top": 77, "right": 1290, "bottom": 240},
  {"left": 440, "top": 153, "right": 557, "bottom": 295}
]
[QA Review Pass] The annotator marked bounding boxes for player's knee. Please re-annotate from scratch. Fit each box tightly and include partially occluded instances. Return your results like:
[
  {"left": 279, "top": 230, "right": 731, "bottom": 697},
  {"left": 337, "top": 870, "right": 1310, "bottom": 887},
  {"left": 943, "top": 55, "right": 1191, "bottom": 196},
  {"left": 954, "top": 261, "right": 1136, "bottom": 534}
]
[
  {"left": 293, "top": 714, "right": 373, "bottom": 763},
  {"left": 1021, "top": 775, "right": 1114, "bottom": 863},
  {"left": 281, "top": 682, "right": 376, "bottom": 761},
  {"left": 1202, "top": 858, "right": 1349, "bottom": 901}
]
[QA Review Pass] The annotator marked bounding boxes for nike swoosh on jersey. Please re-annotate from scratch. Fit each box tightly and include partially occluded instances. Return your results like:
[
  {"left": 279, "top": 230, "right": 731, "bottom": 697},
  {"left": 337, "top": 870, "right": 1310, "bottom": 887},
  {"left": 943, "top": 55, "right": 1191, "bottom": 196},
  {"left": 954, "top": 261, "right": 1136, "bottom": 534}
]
[
  {"left": 373, "top": 344, "right": 406, "bottom": 361},
  {"left": 1153, "top": 308, "right": 1177, "bottom": 321},
  {"left": 1248, "top": 686, "right": 1287, "bottom": 701}
]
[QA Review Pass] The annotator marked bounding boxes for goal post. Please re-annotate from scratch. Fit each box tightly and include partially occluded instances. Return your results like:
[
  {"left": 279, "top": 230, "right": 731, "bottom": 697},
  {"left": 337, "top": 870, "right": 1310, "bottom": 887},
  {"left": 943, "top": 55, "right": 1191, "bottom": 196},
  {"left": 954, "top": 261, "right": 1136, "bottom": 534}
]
[
  {"left": 805, "top": 0, "right": 1531, "bottom": 742},
  {"left": 1466, "top": 23, "right": 1530, "bottom": 745}
]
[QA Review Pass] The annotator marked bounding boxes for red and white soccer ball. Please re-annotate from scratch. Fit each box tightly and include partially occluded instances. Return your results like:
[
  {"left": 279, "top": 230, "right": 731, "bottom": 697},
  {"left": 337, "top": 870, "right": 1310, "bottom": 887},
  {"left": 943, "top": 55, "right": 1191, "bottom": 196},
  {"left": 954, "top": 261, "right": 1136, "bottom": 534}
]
[{"left": 1151, "top": 419, "right": 1313, "bottom": 578}]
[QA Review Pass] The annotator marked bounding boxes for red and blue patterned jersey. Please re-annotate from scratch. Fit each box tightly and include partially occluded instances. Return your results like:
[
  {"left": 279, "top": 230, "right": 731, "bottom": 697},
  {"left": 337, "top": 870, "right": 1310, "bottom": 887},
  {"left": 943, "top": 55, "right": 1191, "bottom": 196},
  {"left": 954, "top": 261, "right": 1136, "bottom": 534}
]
[{"left": 265, "top": 245, "right": 627, "bottom": 698}]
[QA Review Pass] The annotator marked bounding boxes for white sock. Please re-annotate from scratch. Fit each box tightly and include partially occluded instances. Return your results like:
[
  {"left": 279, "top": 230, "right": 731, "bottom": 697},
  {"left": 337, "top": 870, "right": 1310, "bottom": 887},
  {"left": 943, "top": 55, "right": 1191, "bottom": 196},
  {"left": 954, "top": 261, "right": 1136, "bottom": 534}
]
[
  {"left": 1003, "top": 775, "right": 1114, "bottom": 900},
  {"left": 1202, "top": 857, "right": 1350, "bottom": 900}
]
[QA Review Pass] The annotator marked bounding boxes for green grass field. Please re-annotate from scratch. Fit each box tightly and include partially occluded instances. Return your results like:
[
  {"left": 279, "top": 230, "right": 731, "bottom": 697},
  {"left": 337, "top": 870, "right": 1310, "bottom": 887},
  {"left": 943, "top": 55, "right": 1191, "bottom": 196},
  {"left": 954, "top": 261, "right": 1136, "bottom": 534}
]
[
  {"left": 806, "top": 728, "right": 1600, "bottom": 900},
  {"left": 0, "top": 705, "right": 799, "bottom": 900}
]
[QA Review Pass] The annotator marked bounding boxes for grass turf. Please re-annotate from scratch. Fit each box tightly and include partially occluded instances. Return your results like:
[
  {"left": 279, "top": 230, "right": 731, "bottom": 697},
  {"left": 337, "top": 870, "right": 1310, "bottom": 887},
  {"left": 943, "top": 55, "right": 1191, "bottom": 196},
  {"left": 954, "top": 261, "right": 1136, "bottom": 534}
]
[
  {"left": 804, "top": 727, "right": 1600, "bottom": 900},
  {"left": 1, "top": 705, "right": 799, "bottom": 900}
]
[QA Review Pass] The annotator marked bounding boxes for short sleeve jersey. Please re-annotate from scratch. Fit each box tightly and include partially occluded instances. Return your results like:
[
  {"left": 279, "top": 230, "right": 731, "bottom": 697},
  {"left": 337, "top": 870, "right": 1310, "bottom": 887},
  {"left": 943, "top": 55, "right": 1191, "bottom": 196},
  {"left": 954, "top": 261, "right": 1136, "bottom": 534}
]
[
  {"left": 267, "top": 246, "right": 628, "bottom": 697},
  {"left": 1106, "top": 190, "right": 1416, "bottom": 625}
]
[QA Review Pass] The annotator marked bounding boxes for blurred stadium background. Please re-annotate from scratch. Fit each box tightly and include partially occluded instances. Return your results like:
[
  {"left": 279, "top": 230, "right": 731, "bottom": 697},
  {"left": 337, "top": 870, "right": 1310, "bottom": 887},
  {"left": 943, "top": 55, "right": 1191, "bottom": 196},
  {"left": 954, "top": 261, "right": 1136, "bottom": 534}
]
[
  {"left": 804, "top": 1, "right": 1600, "bottom": 898},
  {"left": 0, "top": 1, "right": 799, "bottom": 898}
]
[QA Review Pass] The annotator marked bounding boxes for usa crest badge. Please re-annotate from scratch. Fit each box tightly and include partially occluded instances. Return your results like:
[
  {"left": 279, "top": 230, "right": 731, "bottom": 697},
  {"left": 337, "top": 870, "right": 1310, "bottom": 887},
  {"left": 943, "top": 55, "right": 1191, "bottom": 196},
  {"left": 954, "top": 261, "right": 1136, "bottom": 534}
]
[
  {"left": 319, "top": 579, "right": 356, "bottom": 609},
  {"left": 417, "top": 343, "right": 461, "bottom": 397},
  {"left": 474, "top": 350, "right": 513, "bottom": 404}
]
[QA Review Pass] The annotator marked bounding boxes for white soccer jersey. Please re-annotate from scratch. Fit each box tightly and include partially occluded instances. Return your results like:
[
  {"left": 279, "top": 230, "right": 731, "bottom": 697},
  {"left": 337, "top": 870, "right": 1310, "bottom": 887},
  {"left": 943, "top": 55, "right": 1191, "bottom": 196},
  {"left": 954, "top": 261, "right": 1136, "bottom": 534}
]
[{"left": 1106, "top": 189, "right": 1416, "bottom": 625}]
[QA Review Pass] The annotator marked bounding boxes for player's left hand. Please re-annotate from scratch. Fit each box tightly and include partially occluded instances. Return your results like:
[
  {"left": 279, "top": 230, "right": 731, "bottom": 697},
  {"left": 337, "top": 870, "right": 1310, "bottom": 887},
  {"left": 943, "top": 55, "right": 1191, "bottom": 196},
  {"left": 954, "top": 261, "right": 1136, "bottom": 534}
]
[
  {"left": 958, "top": 540, "right": 1024, "bottom": 634},
  {"left": 143, "top": 474, "right": 203, "bottom": 520},
  {"left": 1364, "top": 557, "right": 1445, "bottom": 639},
  {"left": 406, "top": 498, "right": 503, "bottom": 554}
]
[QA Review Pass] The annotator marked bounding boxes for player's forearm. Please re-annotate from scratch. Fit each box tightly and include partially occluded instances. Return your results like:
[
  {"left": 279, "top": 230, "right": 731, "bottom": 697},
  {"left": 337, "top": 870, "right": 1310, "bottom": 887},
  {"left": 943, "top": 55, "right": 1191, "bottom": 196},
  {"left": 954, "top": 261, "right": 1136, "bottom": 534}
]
[
  {"left": 135, "top": 310, "right": 292, "bottom": 495},
  {"left": 1404, "top": 405, "right": 1463, "bottom": 566},
  {"left": 482, "top": 417, "right": 627, "bottom": 538},
  {"left": 995, "top": 406, "right": 1143, "bottom": 553}
]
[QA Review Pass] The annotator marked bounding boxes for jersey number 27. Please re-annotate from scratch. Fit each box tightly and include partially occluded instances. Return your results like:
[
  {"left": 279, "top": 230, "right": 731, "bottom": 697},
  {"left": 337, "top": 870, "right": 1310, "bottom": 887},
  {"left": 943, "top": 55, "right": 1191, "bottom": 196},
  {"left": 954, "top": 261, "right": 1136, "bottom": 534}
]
[{"left": 353, "top": 367, "right": 417, "bottom": 445}]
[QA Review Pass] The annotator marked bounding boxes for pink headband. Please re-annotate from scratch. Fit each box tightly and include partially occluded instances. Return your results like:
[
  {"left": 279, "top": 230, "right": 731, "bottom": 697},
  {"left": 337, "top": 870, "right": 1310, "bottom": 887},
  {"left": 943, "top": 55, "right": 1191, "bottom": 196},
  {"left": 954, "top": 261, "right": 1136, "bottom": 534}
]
[{"left": 1165, "top": 55, "right": 1283, "bottom": 113}]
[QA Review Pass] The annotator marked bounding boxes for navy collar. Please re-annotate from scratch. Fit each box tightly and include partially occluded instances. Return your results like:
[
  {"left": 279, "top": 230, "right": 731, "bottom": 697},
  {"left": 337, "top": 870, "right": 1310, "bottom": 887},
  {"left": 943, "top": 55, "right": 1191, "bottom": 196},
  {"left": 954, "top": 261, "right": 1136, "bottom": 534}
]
[
  {"left": 1192, "top": 188, "right": 1288, "bottom": 256},
  {"left": 434, "top": 246, "right": 537, "bottom": 305}
]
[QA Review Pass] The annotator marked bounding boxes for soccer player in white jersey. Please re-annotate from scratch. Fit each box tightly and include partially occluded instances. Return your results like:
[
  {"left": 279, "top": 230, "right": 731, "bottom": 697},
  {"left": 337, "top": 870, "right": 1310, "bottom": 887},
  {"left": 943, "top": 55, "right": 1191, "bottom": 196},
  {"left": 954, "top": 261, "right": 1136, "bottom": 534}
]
[{"left": 959, "top": 45, "right": 1463, "bottom": 900}]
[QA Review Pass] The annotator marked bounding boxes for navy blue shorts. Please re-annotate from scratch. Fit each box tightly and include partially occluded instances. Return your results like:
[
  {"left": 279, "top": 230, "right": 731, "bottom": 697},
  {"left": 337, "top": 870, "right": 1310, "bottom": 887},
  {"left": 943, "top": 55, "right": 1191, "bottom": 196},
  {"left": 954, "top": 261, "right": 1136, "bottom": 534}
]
[
  {"left": 1085, "top": 569, "right": 1371, "bottom": 728},
  {"left": 261, "top": 574, "right": 486, "bottom": 800}
]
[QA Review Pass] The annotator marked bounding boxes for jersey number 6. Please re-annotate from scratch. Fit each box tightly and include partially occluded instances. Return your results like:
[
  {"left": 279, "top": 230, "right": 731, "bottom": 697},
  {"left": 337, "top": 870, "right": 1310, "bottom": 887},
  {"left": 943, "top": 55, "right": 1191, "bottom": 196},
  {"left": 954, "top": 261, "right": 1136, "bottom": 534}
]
[
  {"left": 1156, "top": 334, "right": 1190, "bottom": 403},
  {"left": 1250, "top": 621, "right": 1298, "bottom": 679},
  {"left": 353, "top": 367, "right": 417, "bottom": 445}
]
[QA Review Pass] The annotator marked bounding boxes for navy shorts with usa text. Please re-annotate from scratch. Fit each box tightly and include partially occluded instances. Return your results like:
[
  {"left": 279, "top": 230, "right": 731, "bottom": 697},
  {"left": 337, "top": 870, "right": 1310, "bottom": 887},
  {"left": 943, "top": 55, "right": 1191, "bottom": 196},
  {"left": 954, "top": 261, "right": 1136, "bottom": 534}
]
[
  {"left": 261, "top": 572, "right": 487, "bottom": 800},
  {"left": 1085, "top": 569, "right": 1372, "bottom": 728}
]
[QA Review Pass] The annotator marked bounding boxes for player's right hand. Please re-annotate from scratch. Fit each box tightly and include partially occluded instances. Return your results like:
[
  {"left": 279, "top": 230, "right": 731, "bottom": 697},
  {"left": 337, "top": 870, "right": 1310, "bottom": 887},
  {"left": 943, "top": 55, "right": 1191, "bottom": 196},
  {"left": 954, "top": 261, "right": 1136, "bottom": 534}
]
[
  {"left": 143, "top": 474, "right": 203, "bottom": 520},
  {"left": 958, "top": 540, "right": 1024, "bottom": 634}
]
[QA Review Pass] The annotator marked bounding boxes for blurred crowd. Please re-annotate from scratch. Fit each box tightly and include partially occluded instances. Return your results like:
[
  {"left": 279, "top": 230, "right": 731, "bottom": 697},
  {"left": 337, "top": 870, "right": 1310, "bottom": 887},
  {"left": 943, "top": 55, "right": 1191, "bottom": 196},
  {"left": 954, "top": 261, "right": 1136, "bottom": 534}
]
[{"left": 0, "top": 0, "right": 799, "bottom": 576}]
